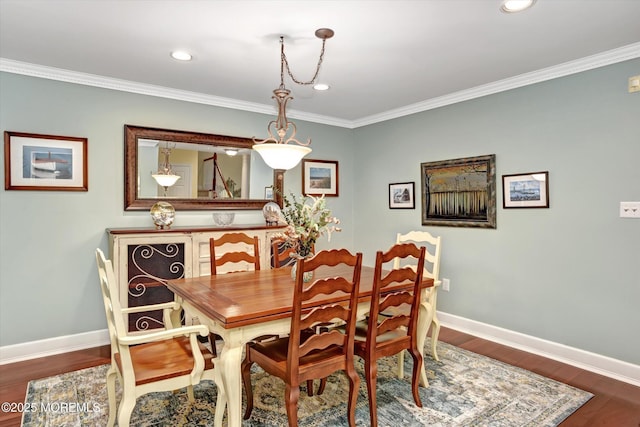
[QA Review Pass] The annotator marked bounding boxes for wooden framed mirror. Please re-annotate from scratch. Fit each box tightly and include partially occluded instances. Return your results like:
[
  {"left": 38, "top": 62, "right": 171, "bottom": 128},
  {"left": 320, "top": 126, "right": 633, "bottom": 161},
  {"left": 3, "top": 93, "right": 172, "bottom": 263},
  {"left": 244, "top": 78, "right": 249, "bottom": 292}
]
[{"left": 124, "top": 125, "right": 283, "bottom": 211}]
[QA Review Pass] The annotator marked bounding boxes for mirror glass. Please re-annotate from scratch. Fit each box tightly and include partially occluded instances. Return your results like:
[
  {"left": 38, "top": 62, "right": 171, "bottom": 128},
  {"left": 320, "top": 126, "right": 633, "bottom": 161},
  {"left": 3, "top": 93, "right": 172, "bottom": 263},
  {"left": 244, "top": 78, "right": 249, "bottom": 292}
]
[{"left": 124, "top": 125, "right": 283, "bottom": 211}]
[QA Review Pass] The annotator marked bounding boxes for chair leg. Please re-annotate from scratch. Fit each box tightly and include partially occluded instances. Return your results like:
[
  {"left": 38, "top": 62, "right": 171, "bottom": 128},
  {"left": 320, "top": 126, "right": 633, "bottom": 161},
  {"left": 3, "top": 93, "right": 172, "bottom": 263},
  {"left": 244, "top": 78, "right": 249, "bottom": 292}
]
[
  {"left": 105, "top": 366, "right": 117, "bottom": 427},
  {"left": 317, "top": 377, "right": 327, "bottom": 395},
  {"left": 117, "top": 379, "right": 136, "bottom": 427},
  {"left": 284, "top": 383, "right": 301, "bottom": 427},
  {"left": 364, "top": 357, "right": 379, "bottom": 427},
  {"left": 306, "top": 379, "right": 314, "bottom": 396},
  {"left": 430, "top": 316, "right": 441, "bottom": 361},
  {"left": 397, "top": 350, "right": 405, "bottom": 379},
  {"left": 209, "top": 333, "right": 218, "bottom": 358},
  {"left": 408, "top": 347, "right": 424, "bottom": 408},
  {"left": 345, "top": 365, "right": 360, "bottom": 427},
  {"left": 187, "top": 385, "right": 195, "bottom": 402},
  {"left": 241, "top": 348, "right": 255, "bottom": 420}
]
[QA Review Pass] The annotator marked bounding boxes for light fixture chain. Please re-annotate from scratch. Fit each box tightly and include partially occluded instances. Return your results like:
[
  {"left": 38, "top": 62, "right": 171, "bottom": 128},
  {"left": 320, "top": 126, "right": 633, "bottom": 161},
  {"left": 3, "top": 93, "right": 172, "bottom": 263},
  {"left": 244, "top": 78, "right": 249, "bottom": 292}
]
[{"left": 281, "top": 38, "right": 327, "bottom": 86}]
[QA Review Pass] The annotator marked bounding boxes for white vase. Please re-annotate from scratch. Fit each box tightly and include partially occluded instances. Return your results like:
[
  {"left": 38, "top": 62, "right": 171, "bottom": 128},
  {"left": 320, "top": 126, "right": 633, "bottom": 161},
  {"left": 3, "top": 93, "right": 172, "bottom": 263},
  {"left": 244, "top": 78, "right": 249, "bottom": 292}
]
[{"left": 291, "top": 257, "right": 314, "bottom": 283}]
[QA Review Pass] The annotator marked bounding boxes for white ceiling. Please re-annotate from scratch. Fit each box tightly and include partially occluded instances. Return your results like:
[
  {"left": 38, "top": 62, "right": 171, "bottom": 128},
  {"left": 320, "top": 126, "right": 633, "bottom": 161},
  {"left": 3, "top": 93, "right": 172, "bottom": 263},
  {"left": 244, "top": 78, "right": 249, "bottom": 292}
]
[{"left": 1, "top": 0, "right": 639, "bottom": 128}]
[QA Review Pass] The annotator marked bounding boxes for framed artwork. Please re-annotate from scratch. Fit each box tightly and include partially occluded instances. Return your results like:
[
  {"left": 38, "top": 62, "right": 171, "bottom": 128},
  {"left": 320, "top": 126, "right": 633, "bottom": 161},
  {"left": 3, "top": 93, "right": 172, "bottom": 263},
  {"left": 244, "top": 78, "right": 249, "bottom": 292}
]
[
  {"left": 421, "top": 154, "right": 496, "bottom": 228},
  {"left": 302, "top": 159, "right": 339, "bottom": 197},
  {"left": 502, "top": 171, "right": 549, "bottom": 208},
  {"left": 4, "top": 131, "right": 88, "bottom": 191},
  {"left": 264, "top": 186, "right": 274, "bottom": 199},
  {"left": 389, "top": 182, "right": 415, "bottom": 209}
]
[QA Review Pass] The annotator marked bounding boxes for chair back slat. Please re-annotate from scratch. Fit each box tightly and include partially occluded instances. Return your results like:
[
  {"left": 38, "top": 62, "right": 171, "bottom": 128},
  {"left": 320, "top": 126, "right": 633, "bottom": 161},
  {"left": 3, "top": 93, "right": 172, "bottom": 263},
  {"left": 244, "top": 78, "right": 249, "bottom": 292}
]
[
  {"left": 301, "top": 276, "right": 353, "bottom": 300},
  {"left": 299, "top": 329, "right": 346, "bottom": 357},
  {"left": 300, "top": 304, "right": 349, "bottom": 331}
]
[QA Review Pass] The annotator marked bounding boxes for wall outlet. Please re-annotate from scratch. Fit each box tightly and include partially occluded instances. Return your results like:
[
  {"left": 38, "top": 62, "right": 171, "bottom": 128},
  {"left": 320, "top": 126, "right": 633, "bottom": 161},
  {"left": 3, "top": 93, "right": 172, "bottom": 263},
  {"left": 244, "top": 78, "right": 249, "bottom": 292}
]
[
  {"left": 620, "top": 201, "right": 640, "bottom": 218},
  {"left": 442, "top": 278, "right": 450, "bottom": 292}
]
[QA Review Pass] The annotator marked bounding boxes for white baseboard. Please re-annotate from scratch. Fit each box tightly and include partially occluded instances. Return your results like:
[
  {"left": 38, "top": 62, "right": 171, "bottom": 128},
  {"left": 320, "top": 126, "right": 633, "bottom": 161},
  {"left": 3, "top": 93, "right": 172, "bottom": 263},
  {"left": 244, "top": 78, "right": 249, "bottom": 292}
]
[
  {"left": 2, "top": 314, "right": 639, "bottom": 388},
  {"left": 438, "top": 311, "right": 640, "bottom": 387},
  {"left": 0, "top": 330, "right": 110, "bottom": 365}
]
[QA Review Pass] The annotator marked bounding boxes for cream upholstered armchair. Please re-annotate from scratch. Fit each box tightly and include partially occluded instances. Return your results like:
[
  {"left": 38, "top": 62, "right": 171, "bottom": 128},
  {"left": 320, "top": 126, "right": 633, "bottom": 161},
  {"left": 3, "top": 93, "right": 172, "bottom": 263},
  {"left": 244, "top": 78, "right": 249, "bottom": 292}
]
[
  {"left": 95, "top": 248, "right": 226, "bottom": 427},
  {"left": 393, "top": 231, "right": 442, "bottom": 378}
]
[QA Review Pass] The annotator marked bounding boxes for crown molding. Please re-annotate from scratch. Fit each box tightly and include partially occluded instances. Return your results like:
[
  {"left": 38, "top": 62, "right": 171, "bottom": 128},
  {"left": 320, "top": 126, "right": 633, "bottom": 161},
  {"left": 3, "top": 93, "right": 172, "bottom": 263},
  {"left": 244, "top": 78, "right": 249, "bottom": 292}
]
[
  {"left": 0, "top": 58, "right": 352, "bottom": 129},
  {"left": 2, "top": 42, "right": 639, "bottom": 130},
  {"left": 352, "top": 42, "right": 640, "bottom": 128}
]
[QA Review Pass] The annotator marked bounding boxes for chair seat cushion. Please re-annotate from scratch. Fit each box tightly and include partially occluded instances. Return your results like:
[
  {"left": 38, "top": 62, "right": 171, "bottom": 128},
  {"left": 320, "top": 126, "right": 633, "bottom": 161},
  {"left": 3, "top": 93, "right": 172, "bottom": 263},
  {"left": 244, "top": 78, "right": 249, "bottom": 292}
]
[
  {"left": 250, "top": 336, "right": 345, "bottom": 369},
  {"left": 116, "top": 336, "right": 214, "bottom": 385},
  {"left": 352, "top": 320, "right": 407, "bottom": 344}
]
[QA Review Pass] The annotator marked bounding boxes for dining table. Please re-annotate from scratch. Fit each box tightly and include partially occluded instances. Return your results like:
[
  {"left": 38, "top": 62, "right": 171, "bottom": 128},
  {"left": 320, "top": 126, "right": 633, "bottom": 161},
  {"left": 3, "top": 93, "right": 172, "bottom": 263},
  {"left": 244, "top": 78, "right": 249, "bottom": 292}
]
[{"left": 166, "top": 263, "right": 434, "bottom": 427}]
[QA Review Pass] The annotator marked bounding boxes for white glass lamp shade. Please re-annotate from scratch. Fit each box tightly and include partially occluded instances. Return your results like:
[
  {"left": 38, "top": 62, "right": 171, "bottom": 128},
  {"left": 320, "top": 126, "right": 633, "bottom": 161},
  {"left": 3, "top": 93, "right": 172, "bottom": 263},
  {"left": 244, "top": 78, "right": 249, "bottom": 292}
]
[
  {"left": 253, "top": 143, "right": 312, "bottom": 170},
  {"left": 152, "top": 173, "right": 181, "bottom": 187}
]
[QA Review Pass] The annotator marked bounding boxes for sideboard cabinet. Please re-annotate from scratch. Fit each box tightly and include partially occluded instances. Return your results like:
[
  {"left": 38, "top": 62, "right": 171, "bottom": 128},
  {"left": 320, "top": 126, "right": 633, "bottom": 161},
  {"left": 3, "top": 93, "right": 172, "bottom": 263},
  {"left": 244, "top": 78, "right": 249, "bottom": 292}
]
[{"left": 107, "top": 224, "right": 285, "bottom": 332}]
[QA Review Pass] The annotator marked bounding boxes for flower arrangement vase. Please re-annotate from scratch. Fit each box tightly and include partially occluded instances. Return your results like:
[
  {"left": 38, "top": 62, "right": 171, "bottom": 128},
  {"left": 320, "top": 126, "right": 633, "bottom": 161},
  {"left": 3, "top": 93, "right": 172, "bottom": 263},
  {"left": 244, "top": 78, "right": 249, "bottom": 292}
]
[{"left": 291, "top": 257, "right": 314, "bottom": 283}]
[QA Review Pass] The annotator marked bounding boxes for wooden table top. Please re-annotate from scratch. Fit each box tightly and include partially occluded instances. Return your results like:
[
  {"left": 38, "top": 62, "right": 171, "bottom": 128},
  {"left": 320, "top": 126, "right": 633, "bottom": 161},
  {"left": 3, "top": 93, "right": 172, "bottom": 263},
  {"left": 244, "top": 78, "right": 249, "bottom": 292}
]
[{"left": 166, "top": 266, "right": 433, "bottom": 329}]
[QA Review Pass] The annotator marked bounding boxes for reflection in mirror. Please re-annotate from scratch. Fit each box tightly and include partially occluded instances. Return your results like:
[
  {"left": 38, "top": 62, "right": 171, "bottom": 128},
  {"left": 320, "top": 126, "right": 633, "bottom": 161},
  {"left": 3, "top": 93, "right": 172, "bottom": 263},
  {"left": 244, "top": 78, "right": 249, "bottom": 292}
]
[{"left": 125, "top": 125, "right": 283, "bottom": 211}]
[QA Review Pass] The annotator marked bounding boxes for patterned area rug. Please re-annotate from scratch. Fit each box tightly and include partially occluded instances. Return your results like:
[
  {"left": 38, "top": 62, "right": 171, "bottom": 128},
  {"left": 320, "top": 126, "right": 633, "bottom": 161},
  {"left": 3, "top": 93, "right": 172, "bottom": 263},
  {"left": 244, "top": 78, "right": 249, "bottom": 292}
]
[{"left": 22, "top": 340, "right": 592, "bottom": 426}]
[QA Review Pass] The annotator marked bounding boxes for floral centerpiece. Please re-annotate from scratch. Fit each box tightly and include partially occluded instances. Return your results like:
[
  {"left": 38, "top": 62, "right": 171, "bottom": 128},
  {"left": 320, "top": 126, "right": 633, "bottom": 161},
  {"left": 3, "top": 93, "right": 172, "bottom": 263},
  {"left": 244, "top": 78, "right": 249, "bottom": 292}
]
[{"left": 280, "top": 193, "right": 341, "bottom": 259}]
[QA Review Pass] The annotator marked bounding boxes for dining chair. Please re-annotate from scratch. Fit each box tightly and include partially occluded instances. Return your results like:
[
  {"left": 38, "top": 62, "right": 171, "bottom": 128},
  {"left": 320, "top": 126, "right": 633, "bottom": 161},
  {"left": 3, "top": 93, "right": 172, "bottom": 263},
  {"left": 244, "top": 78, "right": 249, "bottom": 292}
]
[
  {"left": 354, "top": 242, "right": 426, "bottom": 427},
  {"left": 271, "top": 237, "right": 296, "bottom": 268},
  {"left": 95, "top": 248, "right": 226, "bottom": 427},
  {"left": 271, "top": 237, "right": 322, "bottom": 396},
  {"left": 210, "top": 232, "right": 261, "bottom": 275},
  {"left": 241, "top": 249, "right": 363, "bottom": 427},
  {"left": 208, "top": 232, "right": 264, "bottom": 355},
  {"left": 394, "top": 230, "right": 442, "bottom": 383}
]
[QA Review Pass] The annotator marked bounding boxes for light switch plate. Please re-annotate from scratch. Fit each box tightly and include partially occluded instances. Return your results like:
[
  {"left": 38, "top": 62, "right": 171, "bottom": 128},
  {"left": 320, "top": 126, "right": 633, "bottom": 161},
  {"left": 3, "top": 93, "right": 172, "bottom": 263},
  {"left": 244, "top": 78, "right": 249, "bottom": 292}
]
[
  {"left": 629, "top": 75, "right": 640, "bottom": 93},
  {"left": 620, "top": 201, "right": 640, "bottom": 218}
]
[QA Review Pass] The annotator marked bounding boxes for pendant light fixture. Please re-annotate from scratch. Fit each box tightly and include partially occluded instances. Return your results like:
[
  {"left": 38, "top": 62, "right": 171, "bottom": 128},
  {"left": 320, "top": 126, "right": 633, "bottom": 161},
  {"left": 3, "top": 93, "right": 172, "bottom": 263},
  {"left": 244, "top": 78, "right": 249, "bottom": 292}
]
[
  {"left": 253, "top": 28, "right": 334, "bottom": 170},
  {"left": 151, "top": 142, "right": 180, "bottom": 196}
]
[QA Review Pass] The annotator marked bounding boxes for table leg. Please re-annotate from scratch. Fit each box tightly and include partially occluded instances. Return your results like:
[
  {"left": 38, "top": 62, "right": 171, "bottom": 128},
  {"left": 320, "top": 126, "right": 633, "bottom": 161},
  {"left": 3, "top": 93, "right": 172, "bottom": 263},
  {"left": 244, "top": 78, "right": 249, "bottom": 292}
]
[
  {"left": 416, "top": 300, "right": 434, "bottom": 387},
  {"left": 215, "top": 334, "right": 244, "bottom": 427}
]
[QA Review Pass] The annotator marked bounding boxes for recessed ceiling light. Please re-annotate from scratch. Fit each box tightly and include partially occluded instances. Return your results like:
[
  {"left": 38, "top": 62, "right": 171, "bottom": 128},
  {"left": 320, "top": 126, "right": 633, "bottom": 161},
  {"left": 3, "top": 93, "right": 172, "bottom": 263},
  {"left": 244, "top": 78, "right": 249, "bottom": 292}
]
[
  {"left": 500, "top": 0, "right": 536, "bottom": 13},
  {"left": 171, "top": 51, "right": 192, "bottom": 61},
  {"left": 313, "top": 83, "right": 330, "bottom": 91}
]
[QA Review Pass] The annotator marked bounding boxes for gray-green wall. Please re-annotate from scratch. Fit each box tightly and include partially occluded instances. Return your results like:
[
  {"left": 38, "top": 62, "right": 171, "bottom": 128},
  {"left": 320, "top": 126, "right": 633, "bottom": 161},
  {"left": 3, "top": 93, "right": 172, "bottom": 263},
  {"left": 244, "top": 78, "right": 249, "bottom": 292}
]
[
  {"left": 354, "top": 58, "right": 640, "bottom": 364},
  {"left": 1, "top": 58, "right": 638, "bottom": 365}
]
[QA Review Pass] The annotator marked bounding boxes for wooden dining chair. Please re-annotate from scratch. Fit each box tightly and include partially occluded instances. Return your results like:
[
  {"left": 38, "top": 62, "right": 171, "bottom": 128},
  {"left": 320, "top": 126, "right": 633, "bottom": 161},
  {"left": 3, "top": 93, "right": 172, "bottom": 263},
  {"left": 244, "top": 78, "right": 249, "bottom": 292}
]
[
  {"left": 271, "top": 238, "right": 316, "bottom": 269},
  {"left": 271, "top": 237, "right": 297, "bottom": 268},
  {"left": 208, "top": 232, "right": 263, "bottom": 355},
  {"left": 241, "top": 249, "right": 363, "bottom": 427},
  {"left": 210, "top": 232, "right": 261, "bottom": 275},
  {"left": 354, "top": 242, "right": 426, "bottom": 427},
  {"left": 95, "top": 248, "right": 226, "bottom": 427},
  {"left": 394, "top": 230, "right": 442, "bottom": 383},
  {"left": 271, "top": 237, "right": 321, "bottom": 396}
]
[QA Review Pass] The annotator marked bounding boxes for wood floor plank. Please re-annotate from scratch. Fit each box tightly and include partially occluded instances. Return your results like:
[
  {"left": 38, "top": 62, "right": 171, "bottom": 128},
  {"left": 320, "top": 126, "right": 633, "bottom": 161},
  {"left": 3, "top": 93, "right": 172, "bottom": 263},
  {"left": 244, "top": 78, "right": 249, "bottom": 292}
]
[{"left": 1, "top": 328, "right": 638, "bottom": 426}]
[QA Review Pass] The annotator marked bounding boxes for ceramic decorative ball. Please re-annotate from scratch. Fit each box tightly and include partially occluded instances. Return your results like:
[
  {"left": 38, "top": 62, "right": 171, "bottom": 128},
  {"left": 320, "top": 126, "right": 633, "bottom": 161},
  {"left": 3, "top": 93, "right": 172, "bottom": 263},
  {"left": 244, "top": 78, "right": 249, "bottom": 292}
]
[
  {"left": 263, "top": 202, "right": 282, "bottom": 226},
  {"left": 150, "top": 201, "right": 176, "bottom": 229}
]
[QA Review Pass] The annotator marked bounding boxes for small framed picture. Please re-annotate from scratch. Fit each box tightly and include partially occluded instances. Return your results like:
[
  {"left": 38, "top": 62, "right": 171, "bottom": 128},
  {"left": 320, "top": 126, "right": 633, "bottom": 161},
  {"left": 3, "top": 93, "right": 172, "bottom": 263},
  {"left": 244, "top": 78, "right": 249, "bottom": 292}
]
[
  {"left": 389, "top": 182, "right": 415, "bottom": 209},
  {"left": 502, "top": 171, "right": 549, "bottom": 208},
  {"left": 302, "top": 159, "right": 339, "bottom": 197},
  {"left": 265, "top": 186, "right": 274, "bottom": 199},
  {"left": 4, "top": 131, "right": 88, "bottom": 191}
]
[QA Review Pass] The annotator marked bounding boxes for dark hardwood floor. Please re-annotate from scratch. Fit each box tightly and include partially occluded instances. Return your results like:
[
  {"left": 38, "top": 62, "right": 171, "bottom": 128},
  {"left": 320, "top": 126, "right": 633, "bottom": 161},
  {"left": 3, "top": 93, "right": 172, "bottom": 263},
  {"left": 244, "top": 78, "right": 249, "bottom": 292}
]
[{"left": 1, "top": 327, "right": 638, "bottom": 426}]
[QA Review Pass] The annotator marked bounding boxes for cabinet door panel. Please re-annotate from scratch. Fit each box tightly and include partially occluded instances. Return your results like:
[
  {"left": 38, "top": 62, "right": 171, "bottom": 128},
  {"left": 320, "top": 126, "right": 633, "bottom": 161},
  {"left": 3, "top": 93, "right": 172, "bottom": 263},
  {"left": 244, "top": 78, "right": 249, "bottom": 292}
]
[{"left": 126, "top": 243, "right": 186, "bottom": 332}]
